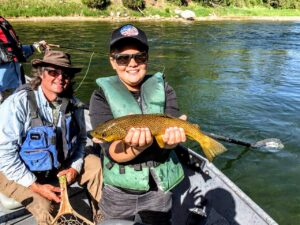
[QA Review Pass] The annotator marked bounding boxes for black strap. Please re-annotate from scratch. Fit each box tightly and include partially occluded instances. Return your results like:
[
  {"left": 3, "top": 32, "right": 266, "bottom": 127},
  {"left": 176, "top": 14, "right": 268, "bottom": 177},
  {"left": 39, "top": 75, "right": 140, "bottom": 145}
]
[
  {"left": 119, "top": 165, "right": 125, "bottom": 174},
  {"left": 105, "top": 161, "right": 114, "bottom": 170},
  {"left": 131, "top": 161, "right": 160, "bottom": 171},
  {"left": 60, "top": 98, "right": 70, "bottom": 159},
  {"left": 26, "top": 88, "right": 43, "bottom": 127},
  {"left": 133, "top": 164, "right": 142, "bottom": 171}
]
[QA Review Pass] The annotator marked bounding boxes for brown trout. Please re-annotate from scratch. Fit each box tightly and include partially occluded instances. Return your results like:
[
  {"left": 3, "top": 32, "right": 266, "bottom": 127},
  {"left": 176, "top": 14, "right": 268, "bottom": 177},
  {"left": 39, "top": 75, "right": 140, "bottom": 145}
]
[{"left": 91, "top": 114, "right": 227, "bottom": 161}]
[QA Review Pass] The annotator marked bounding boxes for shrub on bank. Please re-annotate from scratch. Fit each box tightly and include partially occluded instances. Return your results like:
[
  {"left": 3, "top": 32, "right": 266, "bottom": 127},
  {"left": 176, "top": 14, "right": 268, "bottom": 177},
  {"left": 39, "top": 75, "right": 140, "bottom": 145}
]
[
  {"left": 122, "top": 0, "right": 145, "bottom": 10},
  {"left": 81, "top": 0, "right": 110, "bottom": 9},
  {"left": 166, "top": 0, "right": 189, "bottom": 6}
]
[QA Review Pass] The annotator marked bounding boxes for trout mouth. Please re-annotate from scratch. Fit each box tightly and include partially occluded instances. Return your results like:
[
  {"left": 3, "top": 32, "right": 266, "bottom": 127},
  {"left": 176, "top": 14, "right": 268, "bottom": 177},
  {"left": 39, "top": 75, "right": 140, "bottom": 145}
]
[{"left": 88, "top": 131, "right": 105, "bottom": 141}]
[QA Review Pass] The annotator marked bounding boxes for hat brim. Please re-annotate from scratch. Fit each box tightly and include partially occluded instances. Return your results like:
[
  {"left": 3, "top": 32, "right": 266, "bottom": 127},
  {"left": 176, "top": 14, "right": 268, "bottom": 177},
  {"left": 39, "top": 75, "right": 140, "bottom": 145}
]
[{"left": 32, "top": 59, "right": 82, "bottom": 73}]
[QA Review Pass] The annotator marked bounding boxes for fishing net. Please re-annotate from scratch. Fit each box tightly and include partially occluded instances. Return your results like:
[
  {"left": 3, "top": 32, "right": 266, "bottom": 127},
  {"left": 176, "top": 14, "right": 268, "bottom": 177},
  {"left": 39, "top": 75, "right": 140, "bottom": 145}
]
[
  {"left": 51, "top": 176, "right": 94, "bottom": 225},
  {"left": 53, "top": 213, "right": 91, "bottom": 225},
  {"left": 252, "top": 138, "right": 284, "bottom": 152}
]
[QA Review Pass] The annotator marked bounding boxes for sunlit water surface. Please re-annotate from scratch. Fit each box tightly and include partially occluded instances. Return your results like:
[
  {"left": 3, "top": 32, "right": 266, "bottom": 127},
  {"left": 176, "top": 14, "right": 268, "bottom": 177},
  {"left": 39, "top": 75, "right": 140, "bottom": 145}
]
[{"left": 15, "top": 21, "right": 300, "bottom": 224}]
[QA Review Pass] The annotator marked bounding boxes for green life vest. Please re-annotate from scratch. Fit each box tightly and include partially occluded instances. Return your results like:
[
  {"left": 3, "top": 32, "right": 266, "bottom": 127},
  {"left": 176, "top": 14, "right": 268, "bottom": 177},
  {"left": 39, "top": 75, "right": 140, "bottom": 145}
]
[{"left": 96, "top": 72, "right": 184, "bottom": 192}]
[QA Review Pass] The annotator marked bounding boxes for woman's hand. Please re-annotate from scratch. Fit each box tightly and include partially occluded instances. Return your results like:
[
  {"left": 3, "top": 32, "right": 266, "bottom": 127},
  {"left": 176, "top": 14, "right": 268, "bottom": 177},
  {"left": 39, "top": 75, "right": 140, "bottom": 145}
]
[
  {"left": 163, "top": 114, "right": 187, "bottom": 149},
  {"left": 109, "top": 127, "right": 153, "bottom": 163},
  {"left": 124, "top": 127, "right": 153, "bottom": 152}
]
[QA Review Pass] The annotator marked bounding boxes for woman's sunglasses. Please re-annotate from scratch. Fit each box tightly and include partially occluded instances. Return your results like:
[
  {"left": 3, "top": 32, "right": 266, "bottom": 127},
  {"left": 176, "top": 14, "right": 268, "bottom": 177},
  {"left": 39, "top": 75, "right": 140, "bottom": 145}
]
[
  {"left": 111, "top": 52, "right": 148, "bottom": 66},
  {"left": 43, "top": 67, "right": 74, "bottom": 79}
]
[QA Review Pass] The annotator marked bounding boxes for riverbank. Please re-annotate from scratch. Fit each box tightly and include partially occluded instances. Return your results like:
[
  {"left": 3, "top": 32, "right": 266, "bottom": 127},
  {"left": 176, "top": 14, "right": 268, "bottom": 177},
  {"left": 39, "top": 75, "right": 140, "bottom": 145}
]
[
  {"left": 7, "top": 15, "right": 300, "bottom": 22},
  {"left": 2, "top": 0, "right": 300, "bottom": 21}
]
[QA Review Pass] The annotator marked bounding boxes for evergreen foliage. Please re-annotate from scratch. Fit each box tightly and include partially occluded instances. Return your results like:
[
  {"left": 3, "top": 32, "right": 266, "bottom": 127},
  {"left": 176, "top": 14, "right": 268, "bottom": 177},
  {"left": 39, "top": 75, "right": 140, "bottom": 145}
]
[
  {"left": 122, "top": 0, "right": 145, "bottom": 10},
  {"left": 166, "top": 0, "right": 189, "bottom": 6},
  {"left": 81, "top": 0, "right": 110, "bottom": 9}
]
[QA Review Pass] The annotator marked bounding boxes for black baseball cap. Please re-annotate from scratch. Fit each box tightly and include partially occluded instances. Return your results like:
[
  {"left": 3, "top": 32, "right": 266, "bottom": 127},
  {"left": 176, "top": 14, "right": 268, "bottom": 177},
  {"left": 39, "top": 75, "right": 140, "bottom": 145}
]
[{"left": 110, "top": 24, "right": 149, "bottom": 51}]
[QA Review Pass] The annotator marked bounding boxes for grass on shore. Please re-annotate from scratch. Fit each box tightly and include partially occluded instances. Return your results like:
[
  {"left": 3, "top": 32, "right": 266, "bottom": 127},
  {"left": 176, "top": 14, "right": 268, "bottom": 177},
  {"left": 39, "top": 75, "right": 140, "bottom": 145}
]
[{"left": 1, "top": 0, "right": 300, "bottom": 18}]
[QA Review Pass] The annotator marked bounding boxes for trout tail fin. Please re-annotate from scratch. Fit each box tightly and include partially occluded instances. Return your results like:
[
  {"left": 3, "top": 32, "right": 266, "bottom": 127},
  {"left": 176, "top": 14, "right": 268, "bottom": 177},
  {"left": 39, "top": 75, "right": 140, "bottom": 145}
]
[{"left": 192, "top": 132, "right": 227, "bottom": 161}]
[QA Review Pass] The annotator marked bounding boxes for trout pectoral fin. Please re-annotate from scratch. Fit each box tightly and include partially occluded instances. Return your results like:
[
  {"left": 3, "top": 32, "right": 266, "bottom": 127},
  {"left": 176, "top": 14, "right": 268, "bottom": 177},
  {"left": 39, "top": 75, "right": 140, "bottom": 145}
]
[{"left": 155, "top": 135, "right": 165, "bottom": 148}]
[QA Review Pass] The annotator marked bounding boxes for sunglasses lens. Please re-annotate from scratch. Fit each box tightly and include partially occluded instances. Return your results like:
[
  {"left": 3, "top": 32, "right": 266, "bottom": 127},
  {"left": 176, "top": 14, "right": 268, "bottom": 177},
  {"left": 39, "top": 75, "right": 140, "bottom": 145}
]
[
  {"left": 44, "top": 67, "right": 72, "bottom": 79},
  {"left": 113, "top": 52, "right": 148, "bottom": 66},
  {"left": 134, "top": 53, "right": 148, "bottom": 64},
  {"left": 46, "top": 69, "right": 60, "bottom": 77},
  {"left": 115, "top": 55, "right": 131, "bottom": 66}
]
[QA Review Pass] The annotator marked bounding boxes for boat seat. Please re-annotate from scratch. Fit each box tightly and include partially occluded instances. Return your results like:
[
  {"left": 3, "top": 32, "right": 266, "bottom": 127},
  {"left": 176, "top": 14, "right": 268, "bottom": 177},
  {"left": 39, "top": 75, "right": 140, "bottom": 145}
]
[{"left": 0, "top": 193, "right": 22, "bottom": 210}]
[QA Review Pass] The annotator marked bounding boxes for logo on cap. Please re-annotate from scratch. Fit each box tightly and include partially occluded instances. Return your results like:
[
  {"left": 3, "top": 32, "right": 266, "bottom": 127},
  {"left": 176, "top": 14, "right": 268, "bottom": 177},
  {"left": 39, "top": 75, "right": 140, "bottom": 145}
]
[{"left": 120, "top": 25, "right": 139, "bottom": 37}]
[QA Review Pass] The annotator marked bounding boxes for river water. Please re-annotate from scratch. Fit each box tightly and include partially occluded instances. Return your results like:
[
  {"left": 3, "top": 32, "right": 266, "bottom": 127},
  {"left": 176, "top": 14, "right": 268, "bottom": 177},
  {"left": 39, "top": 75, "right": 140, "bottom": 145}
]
[{"left": 14, "top": 20, "right": 300, "bottom": 224}]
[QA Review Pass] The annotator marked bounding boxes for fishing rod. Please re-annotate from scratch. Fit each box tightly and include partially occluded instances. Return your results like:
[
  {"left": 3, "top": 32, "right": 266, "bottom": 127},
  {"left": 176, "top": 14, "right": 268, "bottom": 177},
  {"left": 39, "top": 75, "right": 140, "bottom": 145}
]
[
  {"left": 204, "top": 132, "right": 284, "bottom": 150},
  {"left": 48, "top": 44, "right": 95, "bottom": 53},
  {"left": 46, "top": 44, "right": 97, "bottom": 92}
]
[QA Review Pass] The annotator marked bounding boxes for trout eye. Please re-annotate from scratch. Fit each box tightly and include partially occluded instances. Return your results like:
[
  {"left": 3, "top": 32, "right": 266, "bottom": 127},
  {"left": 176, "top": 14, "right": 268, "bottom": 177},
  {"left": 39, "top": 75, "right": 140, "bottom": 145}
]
[{"left": 102, "top": 132, "right": 107, "bottom": 138}]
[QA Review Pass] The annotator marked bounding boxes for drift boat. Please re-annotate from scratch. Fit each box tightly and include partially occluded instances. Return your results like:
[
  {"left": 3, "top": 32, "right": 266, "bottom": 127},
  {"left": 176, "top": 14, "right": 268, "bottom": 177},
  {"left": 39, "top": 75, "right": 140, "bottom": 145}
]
[{"left": 0, "top": 109, "right": 278, "bottom": 225}]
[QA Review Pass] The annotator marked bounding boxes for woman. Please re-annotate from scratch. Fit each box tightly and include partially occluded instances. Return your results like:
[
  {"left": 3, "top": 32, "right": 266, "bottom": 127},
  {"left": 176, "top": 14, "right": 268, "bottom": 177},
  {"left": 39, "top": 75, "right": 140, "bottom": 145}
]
[{"left": 90, "top": 24, "right": 187, "bottom": 225}]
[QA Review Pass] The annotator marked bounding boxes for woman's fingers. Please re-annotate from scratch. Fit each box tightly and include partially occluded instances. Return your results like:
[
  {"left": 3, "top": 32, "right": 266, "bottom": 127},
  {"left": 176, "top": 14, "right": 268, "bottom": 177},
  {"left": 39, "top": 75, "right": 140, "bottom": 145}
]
[
  {"left": 179, "top": 128, "right": 186, "bottom": 142},
  {"left": 131, "top": 128, "right": 141, "bottom": 147},
  {"left": 139, "top": 128, "right": 153, "bottom": 146},
  {"left": 138, "top": 128, "right": 146, "bottom": 146},
  {"left": 144, "top": 128, "right": 153, "bottom": 145},
  {"left": 163, "top": 127, "right": 186, "bottom": 146},
  {"left": 125, "top": 127, "right": 153, "bottom": 147}
]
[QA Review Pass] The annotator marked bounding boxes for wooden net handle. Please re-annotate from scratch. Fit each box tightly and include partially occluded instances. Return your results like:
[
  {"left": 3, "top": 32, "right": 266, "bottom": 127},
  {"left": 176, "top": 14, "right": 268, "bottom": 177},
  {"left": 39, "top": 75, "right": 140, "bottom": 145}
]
[{"left": 59, "top": 175, "right": 73, "bottom": 214}]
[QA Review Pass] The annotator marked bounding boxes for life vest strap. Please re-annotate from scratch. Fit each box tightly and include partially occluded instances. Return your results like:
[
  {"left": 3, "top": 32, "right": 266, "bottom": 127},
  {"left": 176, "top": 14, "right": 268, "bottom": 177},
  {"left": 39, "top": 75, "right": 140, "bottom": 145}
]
[{"left": 26, "top": 88, "right": 44, "bottom": 127}]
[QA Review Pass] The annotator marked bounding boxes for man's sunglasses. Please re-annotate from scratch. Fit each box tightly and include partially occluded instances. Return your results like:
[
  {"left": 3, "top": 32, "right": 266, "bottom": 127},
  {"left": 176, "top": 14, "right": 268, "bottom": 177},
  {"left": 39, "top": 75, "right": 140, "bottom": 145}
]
[
  {"left": 111, "top": 52, "right": 148, "bottom": 66},
  {"left": 43, "top": 67, "right": 74, "bottom": 79}
]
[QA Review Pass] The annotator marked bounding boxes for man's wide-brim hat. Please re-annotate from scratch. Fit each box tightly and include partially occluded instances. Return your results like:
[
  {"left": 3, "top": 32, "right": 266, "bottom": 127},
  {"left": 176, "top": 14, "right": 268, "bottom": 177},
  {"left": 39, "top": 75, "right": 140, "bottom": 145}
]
[{"left": 32, "top": 50, "right": 82, "bottom": 73}]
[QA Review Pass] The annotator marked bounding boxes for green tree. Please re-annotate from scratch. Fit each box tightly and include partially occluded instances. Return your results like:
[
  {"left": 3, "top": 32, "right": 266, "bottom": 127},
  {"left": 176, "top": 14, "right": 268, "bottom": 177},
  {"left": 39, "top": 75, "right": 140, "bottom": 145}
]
[
  {"left": 81, "top": 0, "right": 110, "bottom": 9},
  {"left": 122, "top": 0, "right": 145, "bottom": 10}
]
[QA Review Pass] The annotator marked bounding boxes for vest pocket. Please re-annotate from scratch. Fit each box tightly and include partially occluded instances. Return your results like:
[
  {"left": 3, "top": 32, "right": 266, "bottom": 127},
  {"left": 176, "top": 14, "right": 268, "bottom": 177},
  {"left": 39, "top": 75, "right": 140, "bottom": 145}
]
[
  {"left": 26, "top": 130, "right": 48, "bottom": 148},
  {"left": 20, "top": 126, "right": 59, "bottom": 171},
  {"left": 20, "top": 150, "right": 53, "bottom": 171}
]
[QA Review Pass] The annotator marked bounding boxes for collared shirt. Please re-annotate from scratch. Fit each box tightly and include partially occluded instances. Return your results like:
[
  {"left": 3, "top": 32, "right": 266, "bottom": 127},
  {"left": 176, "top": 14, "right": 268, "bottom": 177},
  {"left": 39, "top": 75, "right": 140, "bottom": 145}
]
[{"left": 0, "top": 86, "right": 86, "bottom": 187}]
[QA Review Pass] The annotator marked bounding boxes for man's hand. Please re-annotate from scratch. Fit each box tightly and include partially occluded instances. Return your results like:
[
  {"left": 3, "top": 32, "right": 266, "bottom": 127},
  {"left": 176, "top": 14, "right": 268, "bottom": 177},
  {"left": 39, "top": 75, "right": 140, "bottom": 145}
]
[
  {"left": 29, "top": 182, "right": 61, "bottom": 203},
  {"left": 32, "top": 40, "right": 49, "bottom": 53},
  {"left": 57, "top": 168, "right": 78, "bottom": 185}
]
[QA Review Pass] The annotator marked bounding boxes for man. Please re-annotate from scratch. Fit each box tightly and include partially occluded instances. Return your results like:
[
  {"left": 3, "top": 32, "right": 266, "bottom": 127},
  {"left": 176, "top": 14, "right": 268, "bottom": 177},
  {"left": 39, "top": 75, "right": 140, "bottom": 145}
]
[
  {"left": 0, "top": 50, "right": 102, "bottom": 225},
  {"left": 0, "top": 16, "right": 47, "bottom": 103},
  {"left": 90, "top": 24, "right": 187, "bottom": 225}
]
